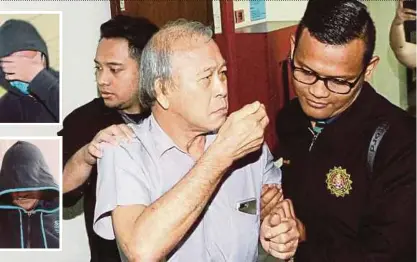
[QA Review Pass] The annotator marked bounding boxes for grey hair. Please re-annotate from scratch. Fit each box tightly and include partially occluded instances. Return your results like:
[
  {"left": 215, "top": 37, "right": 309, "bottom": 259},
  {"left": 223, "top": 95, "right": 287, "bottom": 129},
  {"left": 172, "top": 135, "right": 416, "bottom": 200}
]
[{"left": 139, "top": 19, "right": 213, "bottom": 110}]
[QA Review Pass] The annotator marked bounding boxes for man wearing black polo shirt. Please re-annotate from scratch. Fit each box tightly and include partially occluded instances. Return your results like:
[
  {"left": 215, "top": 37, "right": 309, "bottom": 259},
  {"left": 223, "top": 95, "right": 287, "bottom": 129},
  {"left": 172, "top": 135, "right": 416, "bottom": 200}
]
[
  {"left": 275, "top": 0, "right": 416, "bottom": 261},
  {"left": 58, "top": 15, "right": 158, "bottom": 262}
]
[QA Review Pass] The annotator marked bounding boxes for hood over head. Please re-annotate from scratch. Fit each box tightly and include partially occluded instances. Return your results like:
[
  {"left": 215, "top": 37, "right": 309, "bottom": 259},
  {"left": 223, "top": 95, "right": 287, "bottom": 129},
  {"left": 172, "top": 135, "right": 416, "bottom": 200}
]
[
  {"left": 0, "top": 19, "right": 50, "bottom": 96},
  {"left": 0, "top": 19, "right": 49, "bottom": 63},
  {"left": 0, "top": 141, "right": 58, "bottom": 209}
]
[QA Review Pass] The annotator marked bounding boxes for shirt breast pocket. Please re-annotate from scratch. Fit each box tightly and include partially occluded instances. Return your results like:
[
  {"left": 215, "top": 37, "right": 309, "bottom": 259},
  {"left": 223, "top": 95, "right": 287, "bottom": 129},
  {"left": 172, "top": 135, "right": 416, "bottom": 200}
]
[{"left": 230, "top": 198, "right": 260, "bottom": 259}]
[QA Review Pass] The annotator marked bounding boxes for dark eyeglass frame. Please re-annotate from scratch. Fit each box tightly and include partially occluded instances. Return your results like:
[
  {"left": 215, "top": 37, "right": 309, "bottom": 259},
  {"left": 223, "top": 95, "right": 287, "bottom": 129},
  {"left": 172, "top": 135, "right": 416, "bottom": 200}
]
[{"left": 290, "top": 58, "right": 367, "bottom": 95}]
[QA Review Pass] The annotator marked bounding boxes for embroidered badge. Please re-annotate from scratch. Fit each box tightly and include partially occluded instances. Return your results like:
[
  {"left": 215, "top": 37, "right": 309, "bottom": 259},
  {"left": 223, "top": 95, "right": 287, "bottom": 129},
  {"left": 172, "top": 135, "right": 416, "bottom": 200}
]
[{"left": 325, "top": 166, "right": 352, "bottom": 197}]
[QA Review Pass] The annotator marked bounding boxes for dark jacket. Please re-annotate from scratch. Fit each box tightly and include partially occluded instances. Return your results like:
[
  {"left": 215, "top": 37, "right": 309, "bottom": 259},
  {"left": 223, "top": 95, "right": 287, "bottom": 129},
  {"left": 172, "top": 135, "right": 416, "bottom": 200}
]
[
  {"left": 58, "top": 98, "right": 148, "bottom": 262},
  {"left": 0, "top": 19, "right": 59, "bottom": 123},
  {"left": 0, "top": 141, "right": 59, "bottom": 248},
  {"left": 276, "top": 83, "right": 416, "bottom": 262}
]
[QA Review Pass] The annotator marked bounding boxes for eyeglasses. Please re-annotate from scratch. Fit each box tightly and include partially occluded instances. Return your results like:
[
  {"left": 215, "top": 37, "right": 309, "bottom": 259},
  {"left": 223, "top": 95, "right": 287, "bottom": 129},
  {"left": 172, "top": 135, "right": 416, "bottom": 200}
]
[{"left": 290, "top": 58, "right": 367, "bottom": 95}]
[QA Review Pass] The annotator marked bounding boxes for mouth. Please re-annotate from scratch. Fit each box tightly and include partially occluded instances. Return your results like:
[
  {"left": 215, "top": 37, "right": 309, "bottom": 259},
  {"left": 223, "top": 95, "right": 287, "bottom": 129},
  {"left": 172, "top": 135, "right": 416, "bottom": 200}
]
[
  {"left": 212, "top": 107, "right": 228, "bottom": 115},
  {"left": 100, "top": 91, "right": 114, "bottom": 99},
  {"left": 306, "top": 98, "right": 327, "bottom": 109},
  {"left": 15, "top": 197, "right": 30, "bottom": 201}
]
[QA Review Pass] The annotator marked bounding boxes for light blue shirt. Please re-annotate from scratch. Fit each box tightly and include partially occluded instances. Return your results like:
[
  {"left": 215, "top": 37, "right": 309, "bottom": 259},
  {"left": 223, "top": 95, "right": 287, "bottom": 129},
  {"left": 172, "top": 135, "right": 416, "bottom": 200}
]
[{"left": 94, "top": 114, "right": 281, "bottom": 262}]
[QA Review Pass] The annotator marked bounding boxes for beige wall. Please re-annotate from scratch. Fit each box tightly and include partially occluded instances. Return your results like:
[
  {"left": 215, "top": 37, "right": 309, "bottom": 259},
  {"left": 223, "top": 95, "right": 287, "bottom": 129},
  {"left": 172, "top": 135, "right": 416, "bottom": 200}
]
[
  {"left": 366, "top": 1, "right": 409, "bottom": 109},
  {"left": 266, "top": 0, "right": 307, "bottom": 22}
]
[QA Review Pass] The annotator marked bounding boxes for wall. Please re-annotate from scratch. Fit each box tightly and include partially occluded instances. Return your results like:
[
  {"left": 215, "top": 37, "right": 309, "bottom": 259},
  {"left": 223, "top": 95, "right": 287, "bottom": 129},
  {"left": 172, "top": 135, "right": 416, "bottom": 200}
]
[
  {"left": 233, "top": 0, "right": 266, "bottom": 29},
  {"left": 214, "top": 1, "right": 304, "bottom": 33},
  {"left": 366, "top": 1, "right": 408, "bottom": 109},
  {"left": 266, "top": 0, "right": 307, "bottom": 22},
  {"left": 0, "top": 1, "right": 111, "bottom": 262}
]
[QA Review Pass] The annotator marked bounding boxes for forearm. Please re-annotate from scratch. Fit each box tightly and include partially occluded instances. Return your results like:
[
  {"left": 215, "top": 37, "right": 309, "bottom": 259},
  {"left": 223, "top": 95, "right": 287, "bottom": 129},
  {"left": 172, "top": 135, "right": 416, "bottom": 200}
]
[
  {"left": 128, "top": 147, "right": 232, "bottom": 261},
  {"left": 390, "top": 22, "right": 407, "bottom": 51},
  {"left": 393, "top": 42, "right": 416, "bottom": 68},
  {"left": 63, "top": 144, "right": 93, "bottom": 193},
  {"left": 389, "top": 23, "right": 416, "bottom": 68}
]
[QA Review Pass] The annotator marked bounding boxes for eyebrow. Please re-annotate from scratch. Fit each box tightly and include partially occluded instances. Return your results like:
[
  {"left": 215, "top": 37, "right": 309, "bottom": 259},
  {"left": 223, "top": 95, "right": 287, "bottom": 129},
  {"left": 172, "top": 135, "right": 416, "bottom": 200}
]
[
  {"left": 94, "top": 59, "right": 124, "bottom": 67},
  {"left": 199, "top": 61, "right": 227, "bottom": 75}
]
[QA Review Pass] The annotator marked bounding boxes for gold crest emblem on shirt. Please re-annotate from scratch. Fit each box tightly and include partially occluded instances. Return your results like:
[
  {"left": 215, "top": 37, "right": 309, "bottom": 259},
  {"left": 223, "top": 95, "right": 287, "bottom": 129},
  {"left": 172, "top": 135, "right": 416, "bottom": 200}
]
[{"left": 325, "top": 166, "right": 352, "bottom": 197}]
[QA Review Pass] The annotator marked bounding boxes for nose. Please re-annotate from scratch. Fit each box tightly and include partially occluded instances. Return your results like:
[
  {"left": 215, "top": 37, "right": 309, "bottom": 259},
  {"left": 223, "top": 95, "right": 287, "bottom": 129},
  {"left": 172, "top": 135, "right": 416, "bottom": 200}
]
[
  {"left": 308, "top": 79, "right": 330, "bottom": 99},
  {"left": 213, "top": 74, "right": 228, "bottom": 98},
  {"left": 96, "top": 69, "right": 111, "bottom": 87}
]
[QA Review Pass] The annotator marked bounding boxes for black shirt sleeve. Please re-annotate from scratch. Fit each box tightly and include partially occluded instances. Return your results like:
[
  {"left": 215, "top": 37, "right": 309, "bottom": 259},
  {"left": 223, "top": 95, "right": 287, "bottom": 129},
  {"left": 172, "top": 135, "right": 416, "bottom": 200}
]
[
  {"left": 58, "top": 110, "right": 93, "bottom": 208},
  {"left": 29, "top": 68, "right": 59, "bottom": 122}
]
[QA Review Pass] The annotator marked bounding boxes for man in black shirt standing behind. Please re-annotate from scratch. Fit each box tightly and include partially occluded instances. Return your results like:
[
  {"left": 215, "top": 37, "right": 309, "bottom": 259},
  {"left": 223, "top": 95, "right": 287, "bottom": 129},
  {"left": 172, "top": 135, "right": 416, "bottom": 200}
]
[{"left": 58, "top": 15, "right": 158, "bottom": 262}]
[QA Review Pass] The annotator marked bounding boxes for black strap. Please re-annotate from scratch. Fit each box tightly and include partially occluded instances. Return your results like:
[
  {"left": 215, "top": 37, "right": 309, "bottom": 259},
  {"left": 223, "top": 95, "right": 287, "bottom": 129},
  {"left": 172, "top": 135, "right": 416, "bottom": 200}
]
[{"left": 367, "top": 121, "right": 390, "bottom": 173}]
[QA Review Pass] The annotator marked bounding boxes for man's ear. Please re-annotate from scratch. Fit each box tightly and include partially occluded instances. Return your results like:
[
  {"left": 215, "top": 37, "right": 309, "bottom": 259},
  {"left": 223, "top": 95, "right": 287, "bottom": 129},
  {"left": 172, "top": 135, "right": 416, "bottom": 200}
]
[
  {"left": 290, "top": 34, "right": 296, "bottom": 60},
  {"left": 364, "top": 56, "right": 379, "bottom": 82},
  {"left": 155, "top": 78, "right": 170, "bottom": 110}
]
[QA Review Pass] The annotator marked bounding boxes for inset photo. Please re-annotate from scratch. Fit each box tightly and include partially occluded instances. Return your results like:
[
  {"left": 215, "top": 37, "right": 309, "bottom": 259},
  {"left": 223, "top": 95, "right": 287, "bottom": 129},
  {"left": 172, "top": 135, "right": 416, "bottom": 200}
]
[
  {"left": 0, "top": 138, "right": 61, "bottom": 249},
  {"left": 0, "top": 12, "right": 61, "bottom": 123}
]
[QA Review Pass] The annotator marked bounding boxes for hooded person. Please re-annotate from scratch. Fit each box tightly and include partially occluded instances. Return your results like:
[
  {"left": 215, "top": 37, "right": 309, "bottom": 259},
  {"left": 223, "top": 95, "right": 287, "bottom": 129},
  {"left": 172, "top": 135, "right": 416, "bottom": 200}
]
[
  {"left": 0, "top": 141, "right": 59, "bottom": 248},
  {"left": 0, "top": 19, "right": 59, "bottom": 123}
]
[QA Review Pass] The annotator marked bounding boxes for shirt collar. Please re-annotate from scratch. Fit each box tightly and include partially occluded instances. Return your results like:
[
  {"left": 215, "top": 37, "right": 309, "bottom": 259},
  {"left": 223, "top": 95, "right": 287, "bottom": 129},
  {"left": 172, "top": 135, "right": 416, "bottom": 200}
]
[
  {"left": 312, "top": 116, "right": 338, "bottom": 134},
  {"left": 149, "top": 114, "right": 179, "bottom": 157},
  {"left": 148, "top": 114, "right": 217, "bottom": 158},
  {"left": 309, "top": 82, "right": 371, "bottom": 134}
]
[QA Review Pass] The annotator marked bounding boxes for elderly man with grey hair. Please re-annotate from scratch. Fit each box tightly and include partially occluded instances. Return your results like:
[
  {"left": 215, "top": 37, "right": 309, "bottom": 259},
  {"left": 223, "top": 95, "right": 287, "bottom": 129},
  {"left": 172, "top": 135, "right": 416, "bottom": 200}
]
[{"left": 93, "top": 19, "right": 300, "bottom": 262}]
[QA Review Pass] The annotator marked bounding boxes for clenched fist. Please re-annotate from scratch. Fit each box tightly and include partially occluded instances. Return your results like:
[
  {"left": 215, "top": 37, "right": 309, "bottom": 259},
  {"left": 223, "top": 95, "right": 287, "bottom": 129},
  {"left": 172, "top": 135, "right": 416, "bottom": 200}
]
[{"left": 212, "top": 101, "right": 269, "bottom": 163}]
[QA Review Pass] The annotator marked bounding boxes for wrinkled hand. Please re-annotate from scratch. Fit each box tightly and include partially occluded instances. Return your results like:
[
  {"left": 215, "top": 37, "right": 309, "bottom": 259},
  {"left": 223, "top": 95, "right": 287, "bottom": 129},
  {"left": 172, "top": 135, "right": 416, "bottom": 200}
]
[
  {"left": 260, "top": 199, "right": 301, "bottom": 260},
  {"left": 83, "top": 124, "right": 135, "bottom": 166},
  {"left": 214, "top": 101, "right": 269, "bottom": 163},
  {"left": 0, "top": 51, "right": 45, "bottom": 82},
  {"left": 260, "top": 184, "right": 283, "bottom": 221},
  {"left": 393, "top": 0, "right": 416, "bottom": 25}
]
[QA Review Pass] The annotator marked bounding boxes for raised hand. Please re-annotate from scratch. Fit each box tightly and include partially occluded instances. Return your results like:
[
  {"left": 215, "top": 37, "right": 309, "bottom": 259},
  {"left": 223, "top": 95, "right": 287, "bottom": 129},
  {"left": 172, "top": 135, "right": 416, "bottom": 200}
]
[
  {"left": 393, "top": 0, "right": 416, "bottom": 26},
  {"left": 213, "top": 101, "right": 269, "bottom": 162},
  {"left": 0, "top": 51, "right": 45, "bottom": 83}
]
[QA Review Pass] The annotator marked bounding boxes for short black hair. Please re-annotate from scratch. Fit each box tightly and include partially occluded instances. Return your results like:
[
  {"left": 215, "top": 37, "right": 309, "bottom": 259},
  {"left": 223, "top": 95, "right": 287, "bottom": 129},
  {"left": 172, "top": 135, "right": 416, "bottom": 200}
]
[
  {"left": 294, "top": 0, "right": 376, "bottom": 65},
  {"left": 100, "top": 15, "right": 159, "bottom": 63}
]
